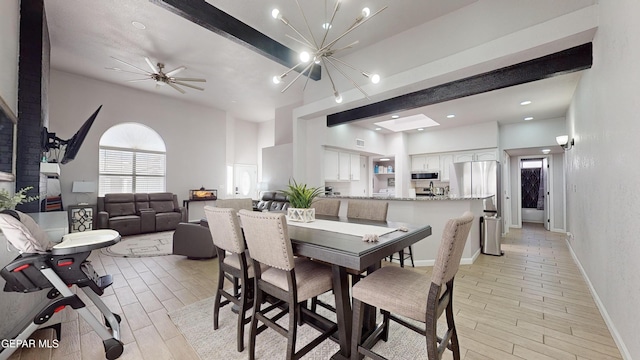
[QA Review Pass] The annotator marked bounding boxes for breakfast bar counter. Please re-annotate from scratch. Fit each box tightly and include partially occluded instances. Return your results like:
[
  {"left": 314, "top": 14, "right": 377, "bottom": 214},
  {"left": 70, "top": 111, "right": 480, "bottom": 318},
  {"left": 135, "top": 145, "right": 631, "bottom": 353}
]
[{"left": 319, "top": 195, "right": 488, "bottom": 266}]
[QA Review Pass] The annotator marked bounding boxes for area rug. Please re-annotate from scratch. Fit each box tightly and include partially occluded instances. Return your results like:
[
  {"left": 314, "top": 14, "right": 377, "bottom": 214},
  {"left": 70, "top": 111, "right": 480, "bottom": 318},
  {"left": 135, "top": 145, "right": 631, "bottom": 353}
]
[
  {"left": 168, "top": 293, "right": 439, "bottom": 359},
  {"left": 100, "top": 231, "right": 174, "bottom": 257}
]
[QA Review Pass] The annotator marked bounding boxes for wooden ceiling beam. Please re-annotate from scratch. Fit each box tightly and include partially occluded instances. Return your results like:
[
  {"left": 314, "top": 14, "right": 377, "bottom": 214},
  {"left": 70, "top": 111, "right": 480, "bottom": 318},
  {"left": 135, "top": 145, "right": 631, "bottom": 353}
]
[
  {"left": 327, "top": 42, "right": 592, "bottom": 127},
  {"left": 150, "top": 0, "right": 321, "bottom": 80}
]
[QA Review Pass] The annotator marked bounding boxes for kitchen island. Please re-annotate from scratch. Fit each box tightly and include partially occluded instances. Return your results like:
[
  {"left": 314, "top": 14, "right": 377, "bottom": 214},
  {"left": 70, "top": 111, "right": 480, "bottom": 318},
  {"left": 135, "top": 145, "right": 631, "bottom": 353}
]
[{"left": 320, "top": 195, "right": 490, "bottom": 266}]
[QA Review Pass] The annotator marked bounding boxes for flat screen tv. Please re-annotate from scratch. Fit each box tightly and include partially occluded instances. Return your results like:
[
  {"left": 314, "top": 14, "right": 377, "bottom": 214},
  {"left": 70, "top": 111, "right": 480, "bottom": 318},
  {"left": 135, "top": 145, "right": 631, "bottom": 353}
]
[{"left": 42, "top": 105, "right": 102, "bottom": 164}]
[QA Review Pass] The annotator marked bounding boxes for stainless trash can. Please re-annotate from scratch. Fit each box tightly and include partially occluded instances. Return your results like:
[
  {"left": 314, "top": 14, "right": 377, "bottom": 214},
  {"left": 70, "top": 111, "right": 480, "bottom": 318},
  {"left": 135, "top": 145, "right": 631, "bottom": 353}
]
[{"left": 481, "top": 216, "right": 503, "bottom": 256}]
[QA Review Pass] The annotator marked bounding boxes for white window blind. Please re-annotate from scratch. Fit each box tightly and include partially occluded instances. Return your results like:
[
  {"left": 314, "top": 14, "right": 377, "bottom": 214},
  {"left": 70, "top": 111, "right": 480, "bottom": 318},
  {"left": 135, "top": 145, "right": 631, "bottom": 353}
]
[{"left": 98, "top": 148, "right": 166, "bottom": 196}]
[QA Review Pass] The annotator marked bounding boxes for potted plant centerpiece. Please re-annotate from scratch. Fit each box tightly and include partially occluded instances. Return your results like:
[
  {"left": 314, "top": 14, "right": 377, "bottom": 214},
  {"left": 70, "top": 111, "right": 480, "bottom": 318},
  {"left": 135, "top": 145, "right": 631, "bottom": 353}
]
[{"left": 281, "top": 179, "right": 323, "bottom": 223}]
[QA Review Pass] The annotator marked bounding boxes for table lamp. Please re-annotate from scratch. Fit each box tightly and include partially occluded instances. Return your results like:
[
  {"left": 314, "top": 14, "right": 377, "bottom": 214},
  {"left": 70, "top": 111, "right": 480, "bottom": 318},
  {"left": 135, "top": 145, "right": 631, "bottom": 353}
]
[{"left": 72, "top": 181, "right": 96, "bottom": 205}]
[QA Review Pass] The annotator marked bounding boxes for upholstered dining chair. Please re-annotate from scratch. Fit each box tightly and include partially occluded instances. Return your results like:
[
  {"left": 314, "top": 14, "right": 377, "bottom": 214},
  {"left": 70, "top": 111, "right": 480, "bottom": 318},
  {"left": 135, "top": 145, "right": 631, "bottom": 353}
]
[
  {"left": 350, "top": 211, "right": 474, "bottom": 360},
  {"left": 311, "top": 198, "right": 341, "bottom": 216},
  {"left": 346, "top": 199, "right": 388, "bottom": 221},
  {"left": 238, "top": 210, "right": 338, "bottom": 360},
  {"left": 204, "top": 206, "right": 260, "bottom": 352},
  {"left": 349, "top": 200, "right": 413, "bottom": 268},
  {"left": 215, "top": 198, "right": 253, "bottom": 211}
]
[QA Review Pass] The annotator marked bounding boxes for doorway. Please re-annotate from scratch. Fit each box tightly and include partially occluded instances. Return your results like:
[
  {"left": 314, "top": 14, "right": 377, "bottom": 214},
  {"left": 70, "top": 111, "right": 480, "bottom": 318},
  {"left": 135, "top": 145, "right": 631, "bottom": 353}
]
[
  {"left": 516, "top": 156, "right": 551, "bottom": 230},
  {"left": 233, "top": 164, "right": 258, "bottom": 199}
]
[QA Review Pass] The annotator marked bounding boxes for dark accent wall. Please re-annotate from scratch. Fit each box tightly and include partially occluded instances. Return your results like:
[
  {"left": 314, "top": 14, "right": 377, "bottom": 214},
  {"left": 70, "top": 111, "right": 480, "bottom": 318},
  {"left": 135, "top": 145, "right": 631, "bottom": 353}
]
[{"left": 16, "top": 0, "right": 50, "bottom": 212}]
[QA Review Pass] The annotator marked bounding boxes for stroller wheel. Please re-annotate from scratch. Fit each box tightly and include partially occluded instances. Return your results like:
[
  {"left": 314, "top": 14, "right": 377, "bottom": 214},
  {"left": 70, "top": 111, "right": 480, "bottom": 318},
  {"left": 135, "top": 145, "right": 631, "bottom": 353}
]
[
  {"left": 104, "top": 313, "right": 122, "bottom": 328},
  {"left": 103, "top": 338, "right": 124, "bottom": 360}
]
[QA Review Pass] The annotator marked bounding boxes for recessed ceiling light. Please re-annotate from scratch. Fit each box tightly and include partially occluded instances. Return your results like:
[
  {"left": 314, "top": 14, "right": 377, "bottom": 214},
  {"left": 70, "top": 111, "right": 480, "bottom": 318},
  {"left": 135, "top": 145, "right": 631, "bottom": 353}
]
[
  {"left": 524, "top": 117, "right": 534, "bottom": 121},
  {"left": 520, "top": 100, "right": 532, "bottom": 105},
  {"left": 131, "top": 21, "right": 146, "bottom": 30},
  {"left": 391, "top": 115, "right": 399, "bottom": 119},
  {"left": 379, "top": 158, "right": 390, "bottom": 161},
  {"left": 417, "top": 128, "right": 424, "bottom": 131},
  {"left": 446, "top": 114, "right": 455, "bottom": 118},
  {"left": 375, "top": 127, "right": 382, "bottom": 131},
  {"left": 541, "top": 149, "right": 551, "bottom": 154}
]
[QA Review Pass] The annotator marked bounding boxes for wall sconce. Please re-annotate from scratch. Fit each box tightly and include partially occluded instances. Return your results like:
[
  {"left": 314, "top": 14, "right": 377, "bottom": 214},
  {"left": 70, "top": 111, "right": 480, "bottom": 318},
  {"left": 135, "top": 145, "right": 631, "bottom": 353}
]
[
  {"left": 556, "top": 135, "right": 574, "bottom": 150},
  {"left": 72, "top": 181, "right": 96, "bottom": 205}
]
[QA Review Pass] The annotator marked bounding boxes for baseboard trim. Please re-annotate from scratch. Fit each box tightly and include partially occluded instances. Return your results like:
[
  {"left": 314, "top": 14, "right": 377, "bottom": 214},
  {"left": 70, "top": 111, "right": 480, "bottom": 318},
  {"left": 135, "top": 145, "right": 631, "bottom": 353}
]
[
  {"left": 565, "top": 238, "right": 632, "bottom": 360},
  {"left": 413, "top": 259, "right": 435, "bottom": 267}
]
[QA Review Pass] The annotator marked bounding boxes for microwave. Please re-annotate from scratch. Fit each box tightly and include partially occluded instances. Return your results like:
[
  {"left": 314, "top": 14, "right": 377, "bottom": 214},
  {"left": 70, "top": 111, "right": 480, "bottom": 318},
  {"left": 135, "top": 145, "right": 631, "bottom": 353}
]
[{"left": 411, "top": 172, "right": 439, "bottom": 181}]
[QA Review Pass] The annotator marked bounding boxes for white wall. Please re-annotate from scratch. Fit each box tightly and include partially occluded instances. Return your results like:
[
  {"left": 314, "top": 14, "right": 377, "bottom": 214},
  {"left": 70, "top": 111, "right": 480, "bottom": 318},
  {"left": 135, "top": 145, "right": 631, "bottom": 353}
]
[
  {"left": 408, "top": 121, "right": 498, "bottom": 154},
  {"left": 0, "top": 0, "right": 19, "bottom": 114},
  {"left": 262, "top": 143, "right": 293, "bottom": 191},
  {"left": 565, "top": 0, "right": 639, "bottom": 358},
  {"left": 257, "top": 119, "right": 275, "bottom": 182},
  {"left": 233, "top": 118, "right": 258, "bottom": 165},
  {"left": 49, "top": 70, "right": 229, "bottom": 204},
  {"left": 500, "top": 118, "right": 566, "bottom": 150},
  {"left": 551, "top": 152, "right": 565, "bottom": 231}
]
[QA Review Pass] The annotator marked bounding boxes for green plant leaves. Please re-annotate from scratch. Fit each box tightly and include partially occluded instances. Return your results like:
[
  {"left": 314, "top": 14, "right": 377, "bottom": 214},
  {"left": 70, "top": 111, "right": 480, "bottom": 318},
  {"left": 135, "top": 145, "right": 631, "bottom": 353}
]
[{"left": 280, "top": 179, "right": 323, "bottom": 209}]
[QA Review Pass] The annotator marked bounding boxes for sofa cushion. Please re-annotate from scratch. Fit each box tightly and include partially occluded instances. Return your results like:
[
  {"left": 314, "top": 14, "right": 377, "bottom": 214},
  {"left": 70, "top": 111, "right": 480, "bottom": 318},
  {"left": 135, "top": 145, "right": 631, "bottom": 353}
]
[
  {"left": 150, "top": 200, "right": 175, "bottom": 213},
  {"left": 104, "top": 201, "right": 136, "bottom": 217},
  {"left": 108, "top": 215, "right": 141, "bottom": 236},
  {"left": 156, "top": 212, "right": 182, "bottom": 232}
]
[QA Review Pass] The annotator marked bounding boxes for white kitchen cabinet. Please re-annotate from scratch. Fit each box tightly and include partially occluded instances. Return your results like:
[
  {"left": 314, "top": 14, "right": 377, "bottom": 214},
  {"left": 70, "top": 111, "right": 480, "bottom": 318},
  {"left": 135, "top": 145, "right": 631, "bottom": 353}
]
[
  {"left": 440, "top": 154, "right": 454, "bottom": 182},
  {"left": 475, "top": 149, "right": 497, "bottom": 161},
  {"left": 453, "top": 152, "right": 474, "bottom": 162},
  {"left": 324, "top": 150, "right": 361, "bottom": 181},
  {"left": 324, "top": 150, "right": 340, "bottom": 181},
  {"left": 350, "top": 154, "right": 361, "bottom": 181},
  {"left": 339, "top": 152, "right": 350, "bottom": 181},
  {"left": 411, "top": 155, "right": 440, "bottom": 171}
]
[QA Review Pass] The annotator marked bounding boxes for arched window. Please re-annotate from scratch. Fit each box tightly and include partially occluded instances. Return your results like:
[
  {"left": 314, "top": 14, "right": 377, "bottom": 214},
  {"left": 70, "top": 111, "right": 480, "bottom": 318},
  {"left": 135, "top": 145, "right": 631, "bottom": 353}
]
[{"left": 98, "top": 123, "right": 166, "bottom": 196}]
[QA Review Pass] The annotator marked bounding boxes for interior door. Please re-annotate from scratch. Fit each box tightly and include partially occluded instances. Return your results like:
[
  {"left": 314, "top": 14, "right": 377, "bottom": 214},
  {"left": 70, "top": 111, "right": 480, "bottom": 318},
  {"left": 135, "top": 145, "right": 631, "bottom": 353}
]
[
  {"left": 351, "top": 156, "right": 368, "bottom": 196},
  {"left": 543, "top": 157, "right": 550, "bottom": 230},
  {"left": 503, "top": 152, "right": 511, "bottom": 235},
  {"left": 233, "top": 164, "right": 258, "bottom": 199}
]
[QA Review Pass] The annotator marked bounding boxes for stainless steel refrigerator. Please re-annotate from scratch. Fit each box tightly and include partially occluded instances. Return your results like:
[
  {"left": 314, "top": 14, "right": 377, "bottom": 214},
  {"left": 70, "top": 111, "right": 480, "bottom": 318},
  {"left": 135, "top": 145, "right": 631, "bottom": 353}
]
[{"left": 449, "top": 160, "right": 503, "bottom": 255}]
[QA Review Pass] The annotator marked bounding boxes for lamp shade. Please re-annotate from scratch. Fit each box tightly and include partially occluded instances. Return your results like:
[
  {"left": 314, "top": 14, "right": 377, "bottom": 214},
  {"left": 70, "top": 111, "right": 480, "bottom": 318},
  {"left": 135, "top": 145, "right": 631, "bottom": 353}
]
[
  {"left": 72, "top": 181, "right": 96, "bottom": 193},
  {"left": 556, "top": 135, "right": 569, "bottom": 146}
]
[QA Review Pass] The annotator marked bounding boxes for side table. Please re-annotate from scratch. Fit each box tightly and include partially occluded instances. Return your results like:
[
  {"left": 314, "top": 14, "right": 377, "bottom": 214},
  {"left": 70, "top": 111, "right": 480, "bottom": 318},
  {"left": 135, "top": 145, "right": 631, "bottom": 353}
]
[{"left": 67, "top": 204, "right": 97, "bottom": 232}]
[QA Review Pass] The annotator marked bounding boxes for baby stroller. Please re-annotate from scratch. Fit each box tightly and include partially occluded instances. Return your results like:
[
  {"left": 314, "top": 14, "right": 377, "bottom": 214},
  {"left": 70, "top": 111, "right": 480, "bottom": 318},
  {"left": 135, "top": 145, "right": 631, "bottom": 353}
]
[{"left": 0, "top": 210, "right": 123, "bottom": 360}]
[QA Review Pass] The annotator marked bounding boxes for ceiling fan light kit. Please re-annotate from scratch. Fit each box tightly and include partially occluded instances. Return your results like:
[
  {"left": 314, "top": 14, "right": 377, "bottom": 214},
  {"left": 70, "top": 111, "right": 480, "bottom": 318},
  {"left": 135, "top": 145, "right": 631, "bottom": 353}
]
[
  {"left": 271, "top": 0, "right": 386, "bottom": 103},
  {"left": 106, "top": 56, "right": 206, "bottom": 94}
]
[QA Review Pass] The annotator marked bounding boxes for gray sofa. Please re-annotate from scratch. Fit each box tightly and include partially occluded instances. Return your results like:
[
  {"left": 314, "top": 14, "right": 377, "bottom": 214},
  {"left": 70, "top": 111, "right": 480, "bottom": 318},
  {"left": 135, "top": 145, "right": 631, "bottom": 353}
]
[{"left": 97, "top": 193, "right": 187, "bottom": 236}]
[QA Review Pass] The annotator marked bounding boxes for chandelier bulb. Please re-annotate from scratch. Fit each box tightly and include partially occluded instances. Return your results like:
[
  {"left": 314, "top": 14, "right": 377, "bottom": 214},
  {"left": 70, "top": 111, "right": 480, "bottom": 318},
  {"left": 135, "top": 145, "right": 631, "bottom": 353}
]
[
  {"left": 271, "top": 9, "right": 280, "bottom": 19},
  {"left": 362, "top": 7, "right": 371, "bottom": 18},
  {"left": 334, "top": 91, "right": 343, "bottom": 103},
  {"left": 272, "top": 75, "right": 281, "bottom": 84},
  {"left": 299, "top": 51, "right": 311, "bottom": 63},
  {"left": 371, "top": 73, "right": 380, "bottom": 84}
]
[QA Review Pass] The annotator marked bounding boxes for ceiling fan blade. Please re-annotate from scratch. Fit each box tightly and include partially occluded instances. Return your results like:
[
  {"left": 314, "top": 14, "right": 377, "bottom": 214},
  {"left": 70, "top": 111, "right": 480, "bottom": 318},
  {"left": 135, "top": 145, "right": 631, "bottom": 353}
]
[
  {"left": 144, "top": 57, "right": 158, "bottom": 74},
  {"left": 110, "top": 56, "right": 152, "bottom": 75},
  {"left": 127, "top": 78, "right": 151, "bottom": 82},
  {"left": 166, "top": 82, "right": 186, "bottom": 94},
  {"left": 171, "top": 77, "right": 206, "bottom": 82},
  {"left": 105, "top": 67, "right": 150, "bottom": 76},
  {"left": 165, "top": 66, "right": 186, "bottom": 77},
  {"left": 173, "top": 81, "right": 205, "bottom": 91}
]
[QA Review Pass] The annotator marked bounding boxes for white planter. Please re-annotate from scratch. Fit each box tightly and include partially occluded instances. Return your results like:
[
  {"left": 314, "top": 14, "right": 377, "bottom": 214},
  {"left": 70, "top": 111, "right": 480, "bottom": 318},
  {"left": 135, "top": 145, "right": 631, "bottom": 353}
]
[{"left": 287, "top": 208, "right": 315, "bottom": 223}]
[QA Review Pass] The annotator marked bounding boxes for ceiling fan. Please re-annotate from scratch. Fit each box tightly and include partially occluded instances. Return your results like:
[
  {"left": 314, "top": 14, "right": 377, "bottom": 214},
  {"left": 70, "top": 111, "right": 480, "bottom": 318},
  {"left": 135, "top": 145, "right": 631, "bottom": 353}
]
[{"left": 106, "top": 56, "right": 206, "bottom": 94}]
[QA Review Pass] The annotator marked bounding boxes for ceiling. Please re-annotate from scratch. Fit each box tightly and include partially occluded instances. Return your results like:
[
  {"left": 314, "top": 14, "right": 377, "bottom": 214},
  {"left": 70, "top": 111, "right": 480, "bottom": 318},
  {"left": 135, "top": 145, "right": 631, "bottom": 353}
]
[
  {"left": 45, "top": 0, "right": 476, "bottom": 122},
  {"left": 45, "top": 0, "right": 586, "bottom": 150}
]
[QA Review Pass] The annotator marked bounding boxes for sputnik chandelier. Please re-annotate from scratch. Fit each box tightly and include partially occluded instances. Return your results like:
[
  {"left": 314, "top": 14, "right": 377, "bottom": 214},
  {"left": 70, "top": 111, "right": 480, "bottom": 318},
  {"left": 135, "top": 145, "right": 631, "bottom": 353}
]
[{"left": 271, "top": 0, "right": 387, "bottom": 103}]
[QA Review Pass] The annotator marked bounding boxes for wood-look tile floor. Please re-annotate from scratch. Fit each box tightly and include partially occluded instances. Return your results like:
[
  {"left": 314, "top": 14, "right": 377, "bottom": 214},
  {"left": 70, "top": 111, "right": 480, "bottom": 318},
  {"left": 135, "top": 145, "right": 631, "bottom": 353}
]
[{"left": 6, "top": 223, "right": 622, "bottom": 359}]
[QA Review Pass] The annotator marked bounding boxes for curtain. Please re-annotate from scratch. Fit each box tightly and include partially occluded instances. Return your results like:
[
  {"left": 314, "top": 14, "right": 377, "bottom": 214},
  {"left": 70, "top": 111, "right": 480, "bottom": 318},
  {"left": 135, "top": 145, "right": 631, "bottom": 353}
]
[
  {"left": 537, "top": 166, "right": 545, "bottom": 210},
  {"left": 521, "top": 168, "right": 540, "bottom": 208}
]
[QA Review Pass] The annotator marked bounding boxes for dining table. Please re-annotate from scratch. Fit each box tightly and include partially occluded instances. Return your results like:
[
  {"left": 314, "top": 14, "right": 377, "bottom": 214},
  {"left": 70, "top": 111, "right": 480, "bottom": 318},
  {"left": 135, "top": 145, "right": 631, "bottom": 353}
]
[{"left": 286, "top": 215, "right": 432, "bottom": 360}]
